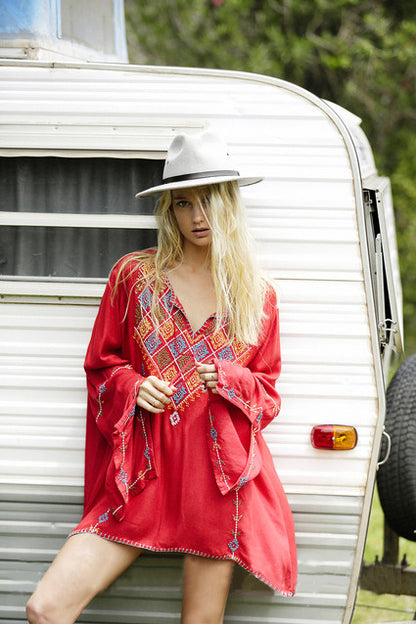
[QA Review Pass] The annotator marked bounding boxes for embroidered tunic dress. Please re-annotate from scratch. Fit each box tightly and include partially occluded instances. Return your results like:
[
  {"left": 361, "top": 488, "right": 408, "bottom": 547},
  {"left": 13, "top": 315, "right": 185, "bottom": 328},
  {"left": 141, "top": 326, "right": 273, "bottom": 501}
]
[{"left": 70, "top": 253, "right": 297, "bottom": 596}]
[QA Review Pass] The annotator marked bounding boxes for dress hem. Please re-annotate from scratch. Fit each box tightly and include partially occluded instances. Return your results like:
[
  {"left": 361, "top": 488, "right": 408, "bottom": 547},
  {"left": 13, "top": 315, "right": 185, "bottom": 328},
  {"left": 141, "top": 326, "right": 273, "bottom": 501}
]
[{"left": 67, "top": 527, "right": 294, "bottom": 598}]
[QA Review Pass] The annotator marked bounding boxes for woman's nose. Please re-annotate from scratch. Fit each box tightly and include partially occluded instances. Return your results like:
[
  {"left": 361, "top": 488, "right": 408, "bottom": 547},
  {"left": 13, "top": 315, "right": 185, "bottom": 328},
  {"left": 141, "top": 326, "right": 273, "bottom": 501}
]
[{"left": 192, "top": 203, "right": 204, "bottom": 222}]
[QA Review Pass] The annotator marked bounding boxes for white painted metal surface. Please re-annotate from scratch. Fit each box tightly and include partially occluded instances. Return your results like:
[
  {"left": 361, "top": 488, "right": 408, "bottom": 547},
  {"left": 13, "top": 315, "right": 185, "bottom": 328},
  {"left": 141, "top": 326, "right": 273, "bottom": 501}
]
[{"left": 0, "top": 61, "right": 401, "bottom": 623}]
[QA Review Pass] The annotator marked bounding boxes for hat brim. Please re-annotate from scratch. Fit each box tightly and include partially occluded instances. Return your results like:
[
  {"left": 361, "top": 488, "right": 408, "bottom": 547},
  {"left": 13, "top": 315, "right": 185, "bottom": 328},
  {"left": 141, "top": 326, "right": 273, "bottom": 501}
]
[{"left": 135, "top": 174, "right": 263, "bottom": 198}]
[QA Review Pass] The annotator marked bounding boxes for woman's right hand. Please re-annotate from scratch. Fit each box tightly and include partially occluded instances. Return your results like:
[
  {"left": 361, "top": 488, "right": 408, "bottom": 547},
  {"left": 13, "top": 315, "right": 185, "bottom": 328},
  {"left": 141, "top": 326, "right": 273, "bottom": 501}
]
[{"left": 136, "top": 376, "right": 177, "bottom": 414}]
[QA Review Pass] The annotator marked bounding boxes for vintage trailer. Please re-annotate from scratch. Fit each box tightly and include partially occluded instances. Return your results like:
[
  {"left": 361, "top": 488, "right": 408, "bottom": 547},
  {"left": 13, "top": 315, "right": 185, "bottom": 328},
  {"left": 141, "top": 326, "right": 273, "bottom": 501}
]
[{"left": 0, "top": 3, "right": 404, "bottom": 623}]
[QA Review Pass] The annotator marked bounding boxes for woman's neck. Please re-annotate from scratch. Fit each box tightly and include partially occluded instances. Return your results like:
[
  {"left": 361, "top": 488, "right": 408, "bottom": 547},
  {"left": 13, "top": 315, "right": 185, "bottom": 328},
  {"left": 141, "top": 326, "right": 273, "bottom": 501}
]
[{"left": 180, "top": 241, "right": 211, "bottom": 273}]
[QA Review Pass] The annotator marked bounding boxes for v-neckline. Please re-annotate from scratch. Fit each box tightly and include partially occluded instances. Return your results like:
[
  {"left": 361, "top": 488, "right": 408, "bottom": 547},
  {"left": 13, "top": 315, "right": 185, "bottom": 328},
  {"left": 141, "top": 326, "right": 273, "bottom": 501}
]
[{"left": 163, "top": 274, "right": 217, "bottom": 336}]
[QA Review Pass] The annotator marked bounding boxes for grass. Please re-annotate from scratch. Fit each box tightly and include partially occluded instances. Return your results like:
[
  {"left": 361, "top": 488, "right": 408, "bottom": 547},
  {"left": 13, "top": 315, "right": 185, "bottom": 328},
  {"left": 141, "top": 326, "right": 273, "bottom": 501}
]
[{"left": 351, "top": 489, "right": 416, "bottom": 623}]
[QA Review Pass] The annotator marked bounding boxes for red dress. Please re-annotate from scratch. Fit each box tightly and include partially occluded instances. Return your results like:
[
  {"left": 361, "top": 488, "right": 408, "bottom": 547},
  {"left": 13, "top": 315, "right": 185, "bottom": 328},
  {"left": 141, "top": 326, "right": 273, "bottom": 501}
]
[{"left": 70, "top": 253, "right": 297, "bottom": 597}]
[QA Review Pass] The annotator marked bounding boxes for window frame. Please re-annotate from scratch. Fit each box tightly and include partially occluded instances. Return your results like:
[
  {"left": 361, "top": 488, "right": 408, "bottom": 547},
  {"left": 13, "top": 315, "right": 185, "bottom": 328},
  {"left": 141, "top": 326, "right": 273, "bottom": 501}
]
[{"left": 0, "top": 154, "right": 163, "bottom": 294}]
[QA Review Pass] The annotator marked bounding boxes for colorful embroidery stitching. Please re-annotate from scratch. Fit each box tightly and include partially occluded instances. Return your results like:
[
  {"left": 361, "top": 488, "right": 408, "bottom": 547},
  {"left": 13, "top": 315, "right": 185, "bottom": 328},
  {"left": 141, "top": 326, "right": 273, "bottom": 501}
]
[
  {"left": 209, "top": 409, "right": 230, "bottom": 491},
  {"left": 228, "top": 490, "right": 242, "bottom": 555},
  {"left": 96, "top": 364, "right": 133, "bottom": 422},
  {"left": 132, "top": 277, "right": 254, "bottom": 418}
]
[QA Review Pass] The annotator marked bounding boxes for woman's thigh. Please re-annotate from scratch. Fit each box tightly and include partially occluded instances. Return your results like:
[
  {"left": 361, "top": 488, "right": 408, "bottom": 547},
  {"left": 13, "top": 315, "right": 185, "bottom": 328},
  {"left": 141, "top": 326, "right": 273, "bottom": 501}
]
[
  {"left": 27, "top": 533, "right": 141, "bottom": 624},
  {"left": 181, "top": 554, "right": 234, "bottom": 624}
]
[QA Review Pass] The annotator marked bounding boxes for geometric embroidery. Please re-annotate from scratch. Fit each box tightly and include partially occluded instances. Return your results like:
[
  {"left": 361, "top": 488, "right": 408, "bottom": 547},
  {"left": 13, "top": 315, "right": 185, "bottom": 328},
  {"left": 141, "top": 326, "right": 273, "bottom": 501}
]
[
  {"left": 176, "top": 353, "right": 193, "bottom": 375},
  {"left": 138, "top": 287, "right": 152, "bottom": 311},
  {"left": 98, "top": 511, "right": 109, "bottom": 524},
  {"left": 154, "top": 347, "right": 173, "bottom": 370},
  {"left": 186, "top": 369, "right": 201, "bottom": 392},
  {"left": 169, "top": 410, "right": 181, "bottom": 426},
  {"left": 229, "top": 490, "right": 242, "bottom": 556},
  {"left": 228, "top": 537, "right": 239, "bottom": 552},
  {"left": 172, "top": 384, "right": 187, "bottom": 404},
  {"left": 168, "top": 335, "right": 187, "bottom": 358},
  {"left": 137, "top": 316, "right": 152, "bottom": 338},
  {"left": 233, "top": 340, "right": 248, "bottom": 357},
  {"left": 133, "top": 269, "right": 254, "bottom": 419},
  {"left": 162, "top": 364, "right": 179, "bottom": 383},
  {"left": 157, "top": 304, "right": 169, "bottom": 322},
  {"left": 191, "top": 339, "right": 210, "bottom": 361},
  {"left": 161, "top": 289, "right": 174, "bottom": 311},
  {"left": 174, "top": 312, "right": 187, "bottom": 330},
  {"left": 204, "top": 317, "right": 216, "bottom": 334},
  {"left": 217, "top": 346, "right": 234, "bottom": 361},
  {"left": 209, "top": 331, "right": 228, "bottom": 350},
  {"left": 144, "top": 332, "right": 162, "bottom": 354},
  {"left": 118, "top": 468, "right": 128, "bottom": 484},
  {"left": 159, "top": 318, "right": 175, "bottom": 340}
]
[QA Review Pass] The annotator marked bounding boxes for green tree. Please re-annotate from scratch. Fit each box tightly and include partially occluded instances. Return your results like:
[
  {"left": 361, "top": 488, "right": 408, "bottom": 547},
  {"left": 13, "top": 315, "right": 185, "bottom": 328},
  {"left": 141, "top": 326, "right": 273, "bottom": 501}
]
[{"left": 126, "top": 0, "right": 416, "bottom": 352}]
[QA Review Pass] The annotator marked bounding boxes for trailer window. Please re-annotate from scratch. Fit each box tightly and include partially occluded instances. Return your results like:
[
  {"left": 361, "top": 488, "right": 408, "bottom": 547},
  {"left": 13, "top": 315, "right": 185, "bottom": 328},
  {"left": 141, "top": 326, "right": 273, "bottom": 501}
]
[
  {"left": 61, "top": 0, "right": 118, "bottom": 55},
  {"left": 0, "top": 157, "right": 162, "bottom": 279}
]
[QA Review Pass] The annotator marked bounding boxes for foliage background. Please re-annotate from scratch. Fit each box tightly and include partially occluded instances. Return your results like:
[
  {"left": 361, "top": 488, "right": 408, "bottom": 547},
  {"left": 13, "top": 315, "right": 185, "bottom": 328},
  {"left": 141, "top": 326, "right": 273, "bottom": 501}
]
[{"left": 125, "top": 0, "right": 416, "bottom": 355}]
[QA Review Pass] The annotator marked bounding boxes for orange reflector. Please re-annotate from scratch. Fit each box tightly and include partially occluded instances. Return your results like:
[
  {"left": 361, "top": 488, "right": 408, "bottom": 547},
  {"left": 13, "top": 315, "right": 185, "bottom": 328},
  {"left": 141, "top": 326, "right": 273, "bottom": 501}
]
[{"left": 311, "top": 425, "right": 358, "bottom": 450}]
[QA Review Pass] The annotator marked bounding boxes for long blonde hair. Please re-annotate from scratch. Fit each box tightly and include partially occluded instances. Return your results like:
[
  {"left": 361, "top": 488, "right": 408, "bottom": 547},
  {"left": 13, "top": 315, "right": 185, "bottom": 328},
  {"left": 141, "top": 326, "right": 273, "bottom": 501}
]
[{"left": 114, "top": 181, "right": 268, "bottom": 345}]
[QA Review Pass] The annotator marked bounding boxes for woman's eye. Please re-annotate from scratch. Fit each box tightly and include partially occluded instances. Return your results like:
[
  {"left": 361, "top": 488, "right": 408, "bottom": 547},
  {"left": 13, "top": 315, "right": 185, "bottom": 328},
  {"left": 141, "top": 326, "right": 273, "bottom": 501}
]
[{"left": 176, "top": 200, "right": 189, "bottom": 208}]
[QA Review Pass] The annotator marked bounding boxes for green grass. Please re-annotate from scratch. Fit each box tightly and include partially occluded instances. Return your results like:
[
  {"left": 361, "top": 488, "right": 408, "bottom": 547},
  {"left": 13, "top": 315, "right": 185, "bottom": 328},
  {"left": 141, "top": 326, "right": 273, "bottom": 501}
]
[{"left": 351, "top": 490, "right": 416, "bottom": 623}]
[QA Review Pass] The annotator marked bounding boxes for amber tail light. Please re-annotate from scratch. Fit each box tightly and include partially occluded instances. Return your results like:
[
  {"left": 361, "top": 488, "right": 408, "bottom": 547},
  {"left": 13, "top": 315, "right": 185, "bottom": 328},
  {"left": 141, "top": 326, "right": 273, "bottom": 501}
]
[{"left": 311, "top": 425, "right": 358, "bottom": 450}]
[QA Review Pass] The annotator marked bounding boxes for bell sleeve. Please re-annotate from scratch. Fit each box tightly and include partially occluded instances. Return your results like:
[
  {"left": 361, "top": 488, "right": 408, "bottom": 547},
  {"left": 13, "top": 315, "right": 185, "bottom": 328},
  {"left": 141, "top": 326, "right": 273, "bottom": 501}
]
[
  {"left": 208, "top": 285, "right": 281, "bottom": 494},
  {"left": 83, "top": 261, "right": 157, "bottom": 519}
]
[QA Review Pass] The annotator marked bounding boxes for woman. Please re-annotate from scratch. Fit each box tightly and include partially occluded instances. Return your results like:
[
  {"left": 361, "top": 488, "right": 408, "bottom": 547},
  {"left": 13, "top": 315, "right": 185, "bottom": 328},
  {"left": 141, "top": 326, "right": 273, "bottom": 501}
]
[{"left": 26, "top": 130, "right": 297, "bottom": 624}]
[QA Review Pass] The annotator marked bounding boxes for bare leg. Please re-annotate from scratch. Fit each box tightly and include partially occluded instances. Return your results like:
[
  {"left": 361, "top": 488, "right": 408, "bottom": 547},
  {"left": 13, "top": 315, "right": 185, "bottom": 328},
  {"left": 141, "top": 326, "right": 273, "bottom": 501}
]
[
  {"left": 26, "top": 533, "right": 141, "bottom": 624},
  {"left": 181, "top": 555, "right": 234, "bottom": 624}
]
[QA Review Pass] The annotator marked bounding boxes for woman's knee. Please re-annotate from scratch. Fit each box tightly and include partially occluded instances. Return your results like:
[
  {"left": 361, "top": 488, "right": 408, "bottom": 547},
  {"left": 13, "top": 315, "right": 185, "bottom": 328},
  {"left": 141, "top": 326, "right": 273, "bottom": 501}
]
[{"left": 26, "top": 592, "right": 64, "bottom": 624}]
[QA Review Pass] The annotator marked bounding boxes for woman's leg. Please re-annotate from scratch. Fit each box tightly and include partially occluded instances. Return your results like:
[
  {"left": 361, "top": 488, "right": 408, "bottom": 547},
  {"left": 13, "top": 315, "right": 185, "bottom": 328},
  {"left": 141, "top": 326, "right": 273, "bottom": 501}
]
[
  {"left": 26, "top": 533, "right": 141, "bottom": 624},
  {"left": 181, "top": 554, "right": 234, "bottom": 624}
]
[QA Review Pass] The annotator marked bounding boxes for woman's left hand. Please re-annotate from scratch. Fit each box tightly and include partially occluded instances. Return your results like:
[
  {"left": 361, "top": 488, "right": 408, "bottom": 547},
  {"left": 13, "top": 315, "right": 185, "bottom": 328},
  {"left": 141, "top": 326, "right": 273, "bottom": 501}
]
[{"left": 196, "top": 362, "right": 219, "bottom": 394}]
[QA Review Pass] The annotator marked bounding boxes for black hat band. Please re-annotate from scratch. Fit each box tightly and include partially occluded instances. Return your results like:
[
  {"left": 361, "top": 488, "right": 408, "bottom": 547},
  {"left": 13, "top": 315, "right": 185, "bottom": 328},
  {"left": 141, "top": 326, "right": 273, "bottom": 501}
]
[{"left": 163, "top": 169, "right": 240, "bottom": 184}]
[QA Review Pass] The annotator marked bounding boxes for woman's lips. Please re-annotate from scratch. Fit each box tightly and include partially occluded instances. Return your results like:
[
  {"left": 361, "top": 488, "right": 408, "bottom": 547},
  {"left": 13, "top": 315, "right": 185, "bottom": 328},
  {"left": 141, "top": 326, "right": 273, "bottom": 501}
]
[{"left": 192, "top": 229, "right": 210, "bottom": 237}]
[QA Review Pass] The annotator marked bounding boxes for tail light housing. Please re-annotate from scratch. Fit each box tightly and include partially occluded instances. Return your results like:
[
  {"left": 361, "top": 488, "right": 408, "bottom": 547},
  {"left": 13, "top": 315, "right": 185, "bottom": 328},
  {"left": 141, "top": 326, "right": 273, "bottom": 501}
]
[{"left": 311, "top": 425, "right": 358, "bottom": 450}]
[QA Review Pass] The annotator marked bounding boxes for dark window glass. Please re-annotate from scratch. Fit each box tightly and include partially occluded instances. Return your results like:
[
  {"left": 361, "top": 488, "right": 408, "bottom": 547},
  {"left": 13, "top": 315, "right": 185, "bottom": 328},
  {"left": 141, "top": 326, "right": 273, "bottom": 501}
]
[
  {"left": 0, "top": 226, "right": 157, "bottom": 279},
  {"left": 0, "top": 157, "right": 163, "bottom": 278}
]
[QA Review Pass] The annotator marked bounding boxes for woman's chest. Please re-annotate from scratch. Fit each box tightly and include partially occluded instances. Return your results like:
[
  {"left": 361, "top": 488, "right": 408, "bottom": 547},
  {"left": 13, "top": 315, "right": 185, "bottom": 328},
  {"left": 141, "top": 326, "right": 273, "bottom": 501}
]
[{"left": 166, "top": 270, "right": 216, "bottom": 334}]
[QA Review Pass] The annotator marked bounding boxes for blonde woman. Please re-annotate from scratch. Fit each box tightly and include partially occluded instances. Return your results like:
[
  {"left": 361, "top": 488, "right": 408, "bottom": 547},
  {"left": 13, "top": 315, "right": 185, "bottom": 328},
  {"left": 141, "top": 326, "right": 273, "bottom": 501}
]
[{"left": 26, "top": 130, "right": 297, "bottom": 624}]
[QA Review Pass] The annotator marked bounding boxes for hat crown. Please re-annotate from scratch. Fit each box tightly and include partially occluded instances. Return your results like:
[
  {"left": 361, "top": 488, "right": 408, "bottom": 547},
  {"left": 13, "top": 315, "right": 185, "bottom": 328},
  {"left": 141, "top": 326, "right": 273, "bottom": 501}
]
[
  {"left": 135, "top": 128, "right": 263, "bottom": 197},
  {"left": 163, "top": 130, "right": 236, "bottom": 181}
]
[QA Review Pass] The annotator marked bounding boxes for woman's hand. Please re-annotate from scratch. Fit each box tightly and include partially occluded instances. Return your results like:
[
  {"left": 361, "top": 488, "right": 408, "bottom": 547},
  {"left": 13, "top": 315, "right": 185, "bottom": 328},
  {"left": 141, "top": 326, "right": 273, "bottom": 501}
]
[
  {"left": 137, "top": 376, "right": 176, "bottom": 413},
  {"left": 196, "top": 362, "right": 219, "bottom": 394}
]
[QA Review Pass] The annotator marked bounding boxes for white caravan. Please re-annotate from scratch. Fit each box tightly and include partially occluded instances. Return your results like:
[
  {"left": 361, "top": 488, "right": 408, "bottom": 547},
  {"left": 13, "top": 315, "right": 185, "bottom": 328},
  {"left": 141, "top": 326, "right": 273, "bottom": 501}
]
[{"left": 0, "top": 2, "right": 405, "bottom": 623}]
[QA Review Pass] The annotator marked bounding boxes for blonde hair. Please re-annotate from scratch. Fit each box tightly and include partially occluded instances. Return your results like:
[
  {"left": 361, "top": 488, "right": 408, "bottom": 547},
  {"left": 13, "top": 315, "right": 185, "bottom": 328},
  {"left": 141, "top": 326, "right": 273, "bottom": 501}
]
[{"left": 114, "top": 181, "right": 269, "bottom": 345}]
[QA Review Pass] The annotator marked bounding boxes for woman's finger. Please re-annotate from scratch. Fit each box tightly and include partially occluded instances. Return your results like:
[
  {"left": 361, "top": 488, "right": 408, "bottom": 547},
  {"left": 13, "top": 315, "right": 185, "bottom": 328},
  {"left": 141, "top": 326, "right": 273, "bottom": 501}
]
[
  {"left": 136, "top": 394, "right": 165, "bottom": 413},
  {"left": 196, "top": 363, "right": 218, "bottom": 391},
  {"left": 144, "top": 375, "right": 176, "bottom": 397},
  {"left": 201, "top": 370, "right": 217, "bottom": 382},
  {"left": 143, "top": 387, "right": 172, "bottom": 405},
  {"left": 205, "top": 378, "right": 217, "bottom": 387},
  {"left": 196, "top": 363, "right": 216, "bottom": 375},
  {"left": 136, "top": 376, "right": 177, "bottom": 411}
]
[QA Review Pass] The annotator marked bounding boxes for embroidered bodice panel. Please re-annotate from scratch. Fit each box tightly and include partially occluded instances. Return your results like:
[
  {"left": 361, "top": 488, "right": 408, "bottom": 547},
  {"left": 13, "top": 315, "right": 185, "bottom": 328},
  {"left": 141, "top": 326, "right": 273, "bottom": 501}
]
[{"left": 132, "top": 267, "right": 255, "bottom": 418}]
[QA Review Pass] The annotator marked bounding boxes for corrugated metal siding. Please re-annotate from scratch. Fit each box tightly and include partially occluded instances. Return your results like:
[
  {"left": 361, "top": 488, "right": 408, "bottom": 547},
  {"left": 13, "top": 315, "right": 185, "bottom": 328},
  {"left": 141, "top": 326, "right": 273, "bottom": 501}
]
[
  {"left": 0, "top": 491, "right": 361, "bottom": 622},
  {"left": 0, "top": 62, "right": 387, "bottom": 623}
]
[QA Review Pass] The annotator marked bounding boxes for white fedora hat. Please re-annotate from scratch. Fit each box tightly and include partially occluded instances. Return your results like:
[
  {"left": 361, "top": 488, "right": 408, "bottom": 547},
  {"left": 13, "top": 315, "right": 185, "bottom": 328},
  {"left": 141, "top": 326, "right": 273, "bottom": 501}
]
[{"left": 135, "top": 129, "right": 263, "bottom": 198}]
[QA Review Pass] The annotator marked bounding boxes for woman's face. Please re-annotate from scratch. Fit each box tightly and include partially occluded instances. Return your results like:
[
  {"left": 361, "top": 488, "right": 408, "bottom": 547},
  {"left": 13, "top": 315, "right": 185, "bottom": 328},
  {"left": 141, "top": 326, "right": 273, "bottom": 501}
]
[{"left": 171, "top": 186, "right": 212, "bottom": 248}]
